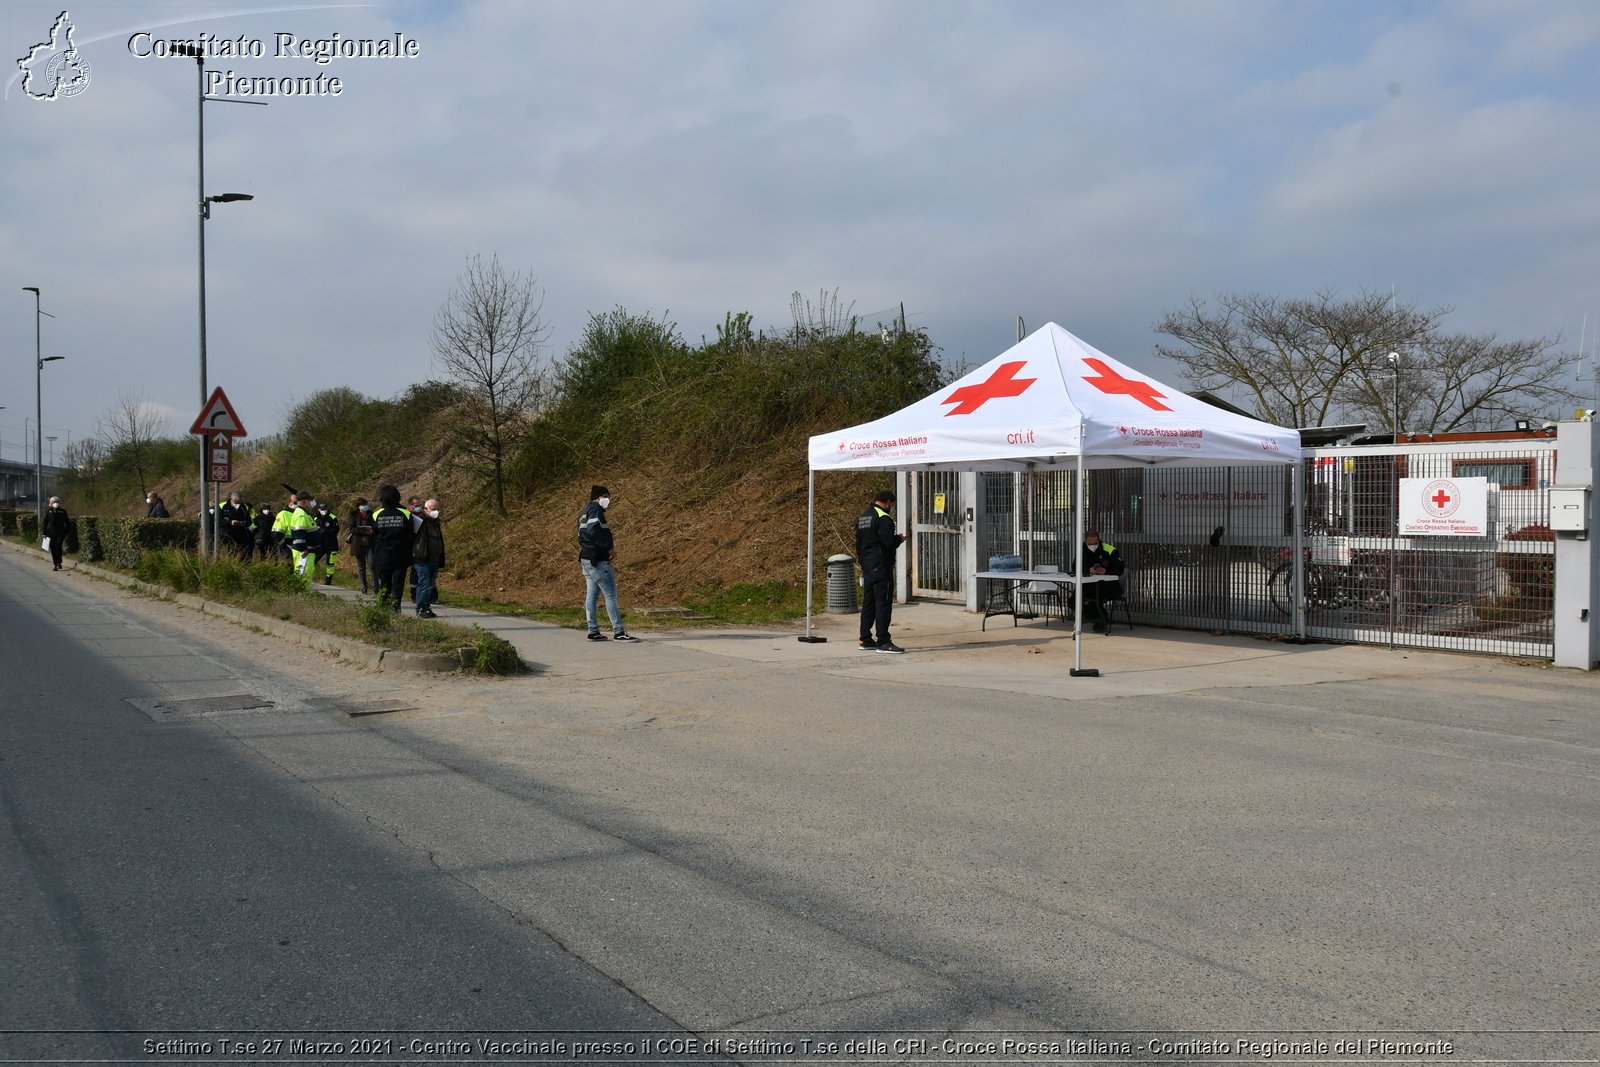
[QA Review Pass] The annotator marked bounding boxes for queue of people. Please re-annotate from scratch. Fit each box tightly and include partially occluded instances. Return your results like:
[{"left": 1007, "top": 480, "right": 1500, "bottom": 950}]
[{"left": 186, "top": 487, "right": 445, "bottom": 617}]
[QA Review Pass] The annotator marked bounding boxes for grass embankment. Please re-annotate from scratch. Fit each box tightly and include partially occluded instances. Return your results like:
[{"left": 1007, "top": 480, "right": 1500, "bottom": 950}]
[
  {"left": 125, "top": 549, "right": 524, "bottom": 675},
  {"left": 440, "top": 578, "right": 812, "bottom": 629}
]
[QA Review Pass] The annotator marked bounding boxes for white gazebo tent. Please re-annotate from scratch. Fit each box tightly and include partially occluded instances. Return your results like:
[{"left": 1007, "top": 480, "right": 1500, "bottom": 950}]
[{"left": 803, "top": 322, "right": 1305, "bottom": 674}]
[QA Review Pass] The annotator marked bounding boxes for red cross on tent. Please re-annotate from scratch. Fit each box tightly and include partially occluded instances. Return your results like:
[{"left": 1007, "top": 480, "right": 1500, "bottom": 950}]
[
  {"left": 941, "top": 361, "right": 1037, "bottom": 416},
  {"left": 1082, "top": 358, "right": 1170, "bottom": 411}
]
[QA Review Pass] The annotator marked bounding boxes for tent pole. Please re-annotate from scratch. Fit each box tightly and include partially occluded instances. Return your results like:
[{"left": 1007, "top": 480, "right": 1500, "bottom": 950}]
[
  {"left": 799, "top": 469, "right": 826, "bottom": 643},
  {"left": 1070, "top": 443, "right": 1097, "bottom": 677}
]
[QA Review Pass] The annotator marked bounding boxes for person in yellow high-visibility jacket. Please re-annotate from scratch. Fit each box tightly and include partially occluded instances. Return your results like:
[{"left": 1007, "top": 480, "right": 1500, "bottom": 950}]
[
  {"left": 271, "top": 493, "right": 300, "bottom": 565},
  {"left": 286, "top": 495, "right": 321, "bottom": 585}
]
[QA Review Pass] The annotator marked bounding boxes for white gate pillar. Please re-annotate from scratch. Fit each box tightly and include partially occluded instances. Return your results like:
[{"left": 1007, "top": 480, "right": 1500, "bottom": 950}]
[
  {"left": 1552, "top": 420, "right": 1599, "bottom": 668},
  {"left": 962, "top": 471, "right": 982, "bottom": 612}
]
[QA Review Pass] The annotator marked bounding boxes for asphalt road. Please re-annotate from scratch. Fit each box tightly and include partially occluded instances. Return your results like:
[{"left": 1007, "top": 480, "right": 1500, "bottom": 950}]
[
  {"left": 3, "top": 544, "right": 1598, "bottom": 1065},
  {"left": 0, "top": 552, "right": 681, "bottom": 1063}
]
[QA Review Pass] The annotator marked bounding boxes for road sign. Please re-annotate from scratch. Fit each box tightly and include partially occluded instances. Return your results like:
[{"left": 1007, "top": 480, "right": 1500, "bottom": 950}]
[
  {"left": 210, "top": 463, "right": 233, "bottom": 483},
  {"left": 189, "top": 387, "right": 247, "bottom": 437}
]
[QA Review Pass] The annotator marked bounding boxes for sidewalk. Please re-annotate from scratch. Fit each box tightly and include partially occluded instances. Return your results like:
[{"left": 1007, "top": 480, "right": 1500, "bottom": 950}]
[{"left": 318, "top": 581, "right": 1485, "bottom": 700}]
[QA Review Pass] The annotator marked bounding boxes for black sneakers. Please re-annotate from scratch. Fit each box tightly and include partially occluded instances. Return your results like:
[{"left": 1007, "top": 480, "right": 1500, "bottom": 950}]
[
  {"left": 587, "top": 631, "right": 608, "bottom": 641},
  {"left": 417, "top": 608, "right": 437, "bottom": 619},
  {"left": 875, "top": 643, "right": 906, "bottom": 655},
  {"left": 612, "top": 632, "right": 639, "bottom": 642},
  {"left": 858, "top": 640, "right": 876, "bottom": 651}
]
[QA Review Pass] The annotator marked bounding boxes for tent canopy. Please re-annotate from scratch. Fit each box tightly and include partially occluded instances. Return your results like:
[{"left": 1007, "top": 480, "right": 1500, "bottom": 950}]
[{"left": 809, "top": 322, "right": 1299, "bottom": 471}]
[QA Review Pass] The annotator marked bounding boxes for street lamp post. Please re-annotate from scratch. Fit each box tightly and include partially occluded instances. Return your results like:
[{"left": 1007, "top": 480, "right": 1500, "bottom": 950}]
[
  {"left": 171, "top": 43, "right": 263, "bottom": 556},
  {"left": 1386, "top": 351, "right": 1401, "bottom": 648},
  {"left": 22, "top": 287, "right": 59, "bottom": 526},
  {"left": 46, "top": 436, "right": 57, "bottom": 467}
]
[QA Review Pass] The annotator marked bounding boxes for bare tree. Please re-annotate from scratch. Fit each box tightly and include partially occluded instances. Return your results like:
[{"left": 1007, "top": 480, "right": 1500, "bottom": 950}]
[
  {"left": 98, "top": 391, "right": 170, "bottom": 494},
  {"left": 62, "top": 435, "right": 106, "bottom": 479},
  {"left": 431, "top": 255, "right": 551, "bottom": 513},
  {"left": 1155, "top": 289, "right": 1580, "bottom": 432}
]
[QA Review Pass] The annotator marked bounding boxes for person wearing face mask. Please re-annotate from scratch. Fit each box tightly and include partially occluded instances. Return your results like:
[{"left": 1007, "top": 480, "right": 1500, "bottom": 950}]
[
  {"left": 369, "top": 485, "right": 415, "bottom": 611},
  {"left": 576, "top": 485, "right": 636, "bottom": 641},
  {"left": 42, "top": 496, "right": 71, "bottom": 571},
  {"left": 284, "top": 493, "right": 320, "bottom": 585},
  {"left": 311, "top": 499, "right": 341, "bottom": 585},
  {"left": 404, "top": 496, "right": 424, "bottom": 600},
  {"left": 251, "top": 503, "right": 277, "bottom": 562},
  {"left": 1078, "top": 530, "right": 1125, "bottom": 634},
  {"left": 271, "top": 492, "right": 300, "bottom": 565},
  {"left": 343, "top": 498, "right": 375, "bottom": 594},
  {"left": 145, "top": 492, "right": 170, "bottom": 518},
  {"left": 411, "top": 497, "right": 446, "bottom": 619},
  {"left": 219, "top": 492, "right": 253, "bottom": 558},
  {"left": 856, "top": 489, "right": 907, "bottom": 653}
]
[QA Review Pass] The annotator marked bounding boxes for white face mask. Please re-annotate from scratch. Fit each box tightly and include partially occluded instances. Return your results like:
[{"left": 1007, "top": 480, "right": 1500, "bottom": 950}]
[
  {"left": 597, "top": 496, "right": 611, "bottom": 509},
  {"left": 427, "top": 509, "right": 440, "bottom": 519}
]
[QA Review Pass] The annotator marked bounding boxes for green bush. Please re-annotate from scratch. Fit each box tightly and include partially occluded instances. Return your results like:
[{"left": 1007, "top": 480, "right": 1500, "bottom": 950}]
[
  {"left": 199, "top": 555, "right": 247, "bottom": 596},
  {"left": 357, "top": 595, "right": 395, "bottom": 636},
  {"left": 468, "top": 626, "right": 523, "bottom": 675},
  {"left": 96, "top": 517, "right": 199, "bottom": 568},
  {"left": 78, "top": 516, "right": 104, "bottom": 561},
  {"left": 244, "top": 560, "right": 309, "bottom": 594},
  {"left": 0, "top": 509, "right": 20, "bottom": 537},
  {"left": 17, "top": 513, "right": 39, "bottom": 540}
]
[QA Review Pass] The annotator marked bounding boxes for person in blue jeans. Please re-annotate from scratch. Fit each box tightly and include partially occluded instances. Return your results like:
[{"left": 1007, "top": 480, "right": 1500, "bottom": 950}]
[
  {"left": 411, "top": 497, "right": 445, "bottom": 619},
  {"left": 577, "top": 485, "right": 637, "bottom": 642}
]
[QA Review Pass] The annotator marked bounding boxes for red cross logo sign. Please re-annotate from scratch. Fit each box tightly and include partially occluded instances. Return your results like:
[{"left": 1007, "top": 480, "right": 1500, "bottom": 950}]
[
  {"left": 1082, "top": 358, "right": 1170, "bottom": 411},
  {"left": 1421, "top": 479, "right": 1461, "bottom": 518},
  {"left": 941, "top": 361, "right": 1038, "bottom": 416}
]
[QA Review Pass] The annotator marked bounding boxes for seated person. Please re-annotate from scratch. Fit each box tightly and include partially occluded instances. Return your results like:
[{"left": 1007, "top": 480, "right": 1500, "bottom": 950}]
[{"left": 1077, "top": 530, "right": 1125, "bottom": 633}]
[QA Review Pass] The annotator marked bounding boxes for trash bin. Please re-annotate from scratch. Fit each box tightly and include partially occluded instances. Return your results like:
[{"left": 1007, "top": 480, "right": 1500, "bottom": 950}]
[{"left": 826, "top": 553, "right": 858, "bottom": 613}]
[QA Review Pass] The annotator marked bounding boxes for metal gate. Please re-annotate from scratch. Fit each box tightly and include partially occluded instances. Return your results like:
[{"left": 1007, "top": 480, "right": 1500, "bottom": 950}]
[
  {"left": 910, "top": 470, "right": 965, "bottom": 599},
  {"left": 942, "top": 438, "right": 1557, "bottom": 658}
]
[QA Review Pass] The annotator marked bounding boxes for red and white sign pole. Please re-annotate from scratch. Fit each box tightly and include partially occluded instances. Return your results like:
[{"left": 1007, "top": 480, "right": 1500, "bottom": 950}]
[{"left": 189, "top": 387, "right": 247, "bottom": 557}]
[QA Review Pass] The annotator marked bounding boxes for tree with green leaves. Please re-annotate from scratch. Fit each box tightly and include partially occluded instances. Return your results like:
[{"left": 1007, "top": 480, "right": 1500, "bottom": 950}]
[
  {"left": 1155, "top": 289, "right": 1579, "bottom": 432},
  {"left": 431, "top": 255, "right": 551, "bottom": 514}
]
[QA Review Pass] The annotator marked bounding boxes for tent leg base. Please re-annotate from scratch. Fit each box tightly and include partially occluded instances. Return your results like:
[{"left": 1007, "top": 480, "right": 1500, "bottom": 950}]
[
  {"left": 1069, "top": 668, "right": 1100, "bottom": 678},
  {"left": 797, "top": 635, "right": 828, "bottom": 644}
]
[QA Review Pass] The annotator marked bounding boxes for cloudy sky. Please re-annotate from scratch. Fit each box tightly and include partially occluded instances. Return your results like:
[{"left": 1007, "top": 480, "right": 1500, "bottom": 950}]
[{"left": 3, "top": 0, "right": 1598, "bottom": 463}]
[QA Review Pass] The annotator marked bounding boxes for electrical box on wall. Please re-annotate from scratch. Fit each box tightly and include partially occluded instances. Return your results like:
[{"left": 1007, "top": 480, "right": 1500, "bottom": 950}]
[{"left": 1548, "top": 487, "right": 1590, "bottom": 532}]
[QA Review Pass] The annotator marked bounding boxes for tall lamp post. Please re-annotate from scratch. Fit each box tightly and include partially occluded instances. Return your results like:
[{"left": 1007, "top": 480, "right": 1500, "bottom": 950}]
[
  {"left": 22, "top": 287, "right": 60, "bottom": 526},
  {"left": 46, "top": 436, "right": 57, "bottom": 467},
  {"left": 170, "top": 43, "right": 263, "bottom": 556},
  {"left": 1386, "top": 351, "right": 1401, "bottom": 648}
]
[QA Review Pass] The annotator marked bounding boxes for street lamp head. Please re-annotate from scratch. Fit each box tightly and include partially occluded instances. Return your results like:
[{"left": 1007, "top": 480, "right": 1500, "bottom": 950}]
[
  {"left": 171, "top": 42, "right": 203, "bottom": 59},
  {"left": 41, "top": 356, "right": 65, "bottom": 364},
  {"left": 22, "top": 286, "right": 39, "bottom": 295},
  {"left": 208, "top": 192, "right": 254, "bottom": 203}
]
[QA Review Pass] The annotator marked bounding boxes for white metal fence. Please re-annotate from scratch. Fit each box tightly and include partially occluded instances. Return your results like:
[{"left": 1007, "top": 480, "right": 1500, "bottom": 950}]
[{"left": 914, "top": 439, "right": 1557, "bottom": 658}]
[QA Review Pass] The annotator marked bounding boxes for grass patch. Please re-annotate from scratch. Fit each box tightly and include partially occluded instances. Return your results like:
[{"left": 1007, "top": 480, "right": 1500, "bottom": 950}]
[
  {"left": 683, "top": 581, "right": 809, "bottom": 625},
  {"left": 111, "top": 549, "right": 524, "bottom": 675}
]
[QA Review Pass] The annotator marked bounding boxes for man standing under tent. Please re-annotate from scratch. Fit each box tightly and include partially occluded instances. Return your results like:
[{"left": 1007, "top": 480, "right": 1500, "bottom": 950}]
[{"left": 856, "top": 489, "right": 906, "bottom": 654}]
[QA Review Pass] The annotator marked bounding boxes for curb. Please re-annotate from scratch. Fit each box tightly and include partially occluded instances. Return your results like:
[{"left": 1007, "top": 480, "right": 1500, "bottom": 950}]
[{"left": 5, "top": 540, "right": 464, "bottom": 673}]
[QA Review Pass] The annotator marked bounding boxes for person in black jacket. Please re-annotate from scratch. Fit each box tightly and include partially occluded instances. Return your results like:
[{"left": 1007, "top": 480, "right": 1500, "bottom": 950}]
[
  {"left": 311, "top": 500, "right": 341, "bottom": 585},
  {"left": 42, "top": 496, "right": 71, "bottom": 571},
  {"left": 251, "top": 503, "right": 277, "bottom": 562},
  {"left": 577, "top": 485, "right": 635, "bottom": 641},
  {"left": 145, "top": 492, "right": 170, "bottom": 518},
  {"left": 219, "top": 492, "right": 253, "bottom": 558},
  {"left": 856, "top": 489, "right": 906, "bottom": 653},
  {"left": 369, "top": 484, "right": 418, "bottom": 611},
  {"left": 1079, "top": 530, "right": 1126, "bottom": 633}
]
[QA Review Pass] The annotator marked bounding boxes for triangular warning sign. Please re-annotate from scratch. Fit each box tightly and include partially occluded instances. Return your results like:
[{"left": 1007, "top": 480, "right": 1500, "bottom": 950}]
[{"left": 189, "top": 387, "right": 247, "bottom": 437}]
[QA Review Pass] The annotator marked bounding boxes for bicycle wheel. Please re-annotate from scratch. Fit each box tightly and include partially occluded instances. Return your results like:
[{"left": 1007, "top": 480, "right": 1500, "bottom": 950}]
[{"left": 1267, "top": 561, "right": 1295, "bottom": 616}]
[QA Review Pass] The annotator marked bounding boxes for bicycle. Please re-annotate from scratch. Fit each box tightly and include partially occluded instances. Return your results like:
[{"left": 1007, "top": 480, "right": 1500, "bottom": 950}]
[{"left": 1268, "top": 550, "right": 1392, "bottom": 617}]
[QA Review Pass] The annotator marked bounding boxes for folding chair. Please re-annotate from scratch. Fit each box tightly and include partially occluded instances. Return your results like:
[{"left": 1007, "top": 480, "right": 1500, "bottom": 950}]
[
  {"left": 1017, "top": 564, "right": 1065, "bottom": 626},
  {"left": 1096, "top": 572, "right": 1133, "bottom": 631}
]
